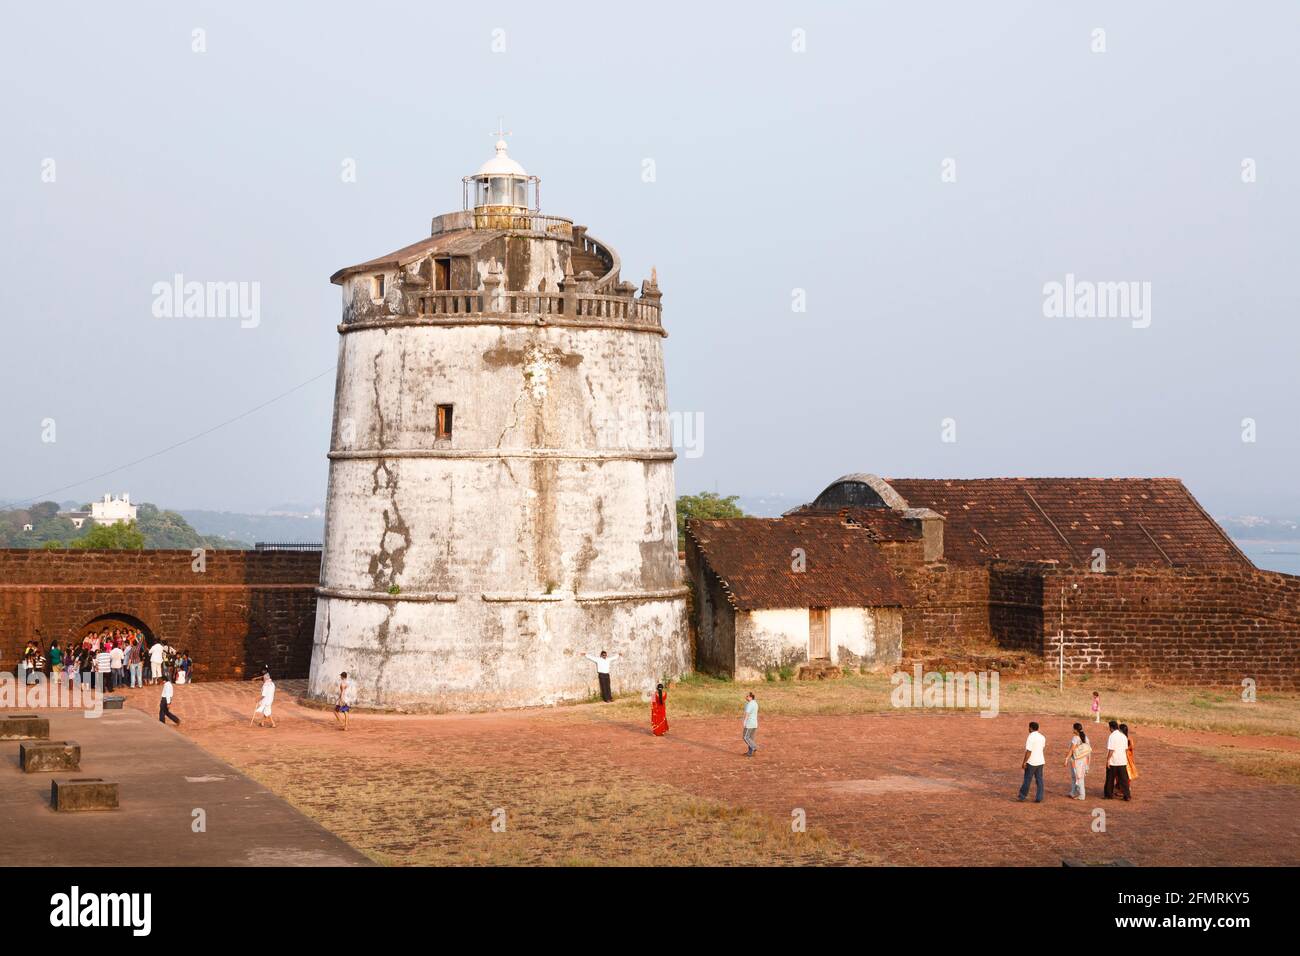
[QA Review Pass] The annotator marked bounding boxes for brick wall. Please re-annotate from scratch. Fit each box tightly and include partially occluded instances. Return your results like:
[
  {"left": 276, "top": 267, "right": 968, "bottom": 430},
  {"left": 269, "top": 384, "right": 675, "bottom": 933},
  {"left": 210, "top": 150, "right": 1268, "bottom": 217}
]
[
  {"left": 0, "top": 549, "right": 321, "bottom": 680},
  {"left": 988, "top": 562, "right": 1044, "bottom": 652},
  {"left": 878, "top": 544, "right": 1299, "bottom": 691},
  {"left": 878, "top": 542, "right": 992, "bottom": 650},
  {"left": 1036, "top": 565, "right": 1300, "bottom": 691}
]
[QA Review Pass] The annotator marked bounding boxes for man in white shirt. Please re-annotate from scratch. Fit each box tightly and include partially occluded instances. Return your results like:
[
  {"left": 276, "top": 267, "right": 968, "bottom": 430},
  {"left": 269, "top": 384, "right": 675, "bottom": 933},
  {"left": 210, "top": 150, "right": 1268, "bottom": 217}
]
[
  {"left": 159, "top": 678, "right": 180, "bottom": 726},
  {"left": 109, "top": 643, "right": 125, "bottom": 691},
  {"left": 251, "top": 672, "right": 277, "bottom": 728},
  {"left": 149, "top": 641, "right": 165, "bottom": 685},
  {"left": 1017, "top": 721, "right": 1047, "bottom": 802},
  {"left": 1103, "top": 720, "right": 1131, "bottom": 800},
  {"left": 584, "top": 650, "right": 620, "bottom": 702}
]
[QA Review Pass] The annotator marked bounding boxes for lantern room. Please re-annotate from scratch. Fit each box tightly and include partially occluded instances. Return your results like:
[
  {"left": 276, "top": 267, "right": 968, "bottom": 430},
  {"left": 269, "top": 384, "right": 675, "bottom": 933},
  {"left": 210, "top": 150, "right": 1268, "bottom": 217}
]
[{"left": 463, "top": 138, "right": 539, "bottom": 212}]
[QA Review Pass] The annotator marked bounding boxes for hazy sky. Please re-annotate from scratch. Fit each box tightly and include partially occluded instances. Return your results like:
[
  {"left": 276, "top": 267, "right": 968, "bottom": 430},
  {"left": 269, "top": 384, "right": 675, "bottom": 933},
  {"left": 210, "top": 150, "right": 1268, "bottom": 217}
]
[{"left": 2, "top": 1, "right": 1297, "bottom": 515}]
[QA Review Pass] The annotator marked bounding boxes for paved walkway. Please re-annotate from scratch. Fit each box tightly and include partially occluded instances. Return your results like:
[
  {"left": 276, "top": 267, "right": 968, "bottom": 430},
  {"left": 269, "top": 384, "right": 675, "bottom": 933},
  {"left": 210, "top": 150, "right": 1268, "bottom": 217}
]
[
  {"left": 103, "top": 678, "right": 1300, "bottom": 866},
  {"left": 0, "top": 695, "right": 372, "bottom": 866}
]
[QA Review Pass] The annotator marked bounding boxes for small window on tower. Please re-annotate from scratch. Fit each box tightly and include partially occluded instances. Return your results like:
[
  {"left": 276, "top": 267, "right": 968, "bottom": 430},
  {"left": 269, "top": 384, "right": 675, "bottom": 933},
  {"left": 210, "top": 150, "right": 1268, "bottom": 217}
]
[
  {"left": 373, "top": 274, "right": 386, "bottom": 300},
  {"left": 436, "top": 404, "right": 454, "bottom": 441}
]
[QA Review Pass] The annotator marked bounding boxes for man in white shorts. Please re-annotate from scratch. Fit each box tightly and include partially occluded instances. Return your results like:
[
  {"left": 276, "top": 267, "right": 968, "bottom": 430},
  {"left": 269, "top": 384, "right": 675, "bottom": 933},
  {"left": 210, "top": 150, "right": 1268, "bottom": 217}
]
[
  {"left": 149, "top": 640, "right": 165, "bottom": 685},
  {"left": 251, "top": 672, "right": 276, "bottom": 728}
]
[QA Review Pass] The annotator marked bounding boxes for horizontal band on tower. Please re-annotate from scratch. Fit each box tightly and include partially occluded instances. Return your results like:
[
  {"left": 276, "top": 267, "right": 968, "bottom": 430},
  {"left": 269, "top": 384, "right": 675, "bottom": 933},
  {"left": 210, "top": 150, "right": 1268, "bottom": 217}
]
[
  {"left": 338, "top": 316, "right": 668, "bottom": 337},
  {"left": 316, "top": 586, "right": 458, "bottom": 603},
  {"left": 316, "top": 586, "right": 688, "bottom": 604},
  {"left": 328, "top": 448, "right": 677, "bottom": 462}
]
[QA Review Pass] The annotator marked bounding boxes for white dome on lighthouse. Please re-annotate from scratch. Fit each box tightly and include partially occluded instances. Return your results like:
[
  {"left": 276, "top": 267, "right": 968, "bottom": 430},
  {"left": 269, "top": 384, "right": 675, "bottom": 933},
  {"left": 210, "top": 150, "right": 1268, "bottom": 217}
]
[
  {"left": 464, "top": 129, "right": 539, "bottom": 211},
  {"left": 476, "top": 139, "right": 528, "bottom": 177}
]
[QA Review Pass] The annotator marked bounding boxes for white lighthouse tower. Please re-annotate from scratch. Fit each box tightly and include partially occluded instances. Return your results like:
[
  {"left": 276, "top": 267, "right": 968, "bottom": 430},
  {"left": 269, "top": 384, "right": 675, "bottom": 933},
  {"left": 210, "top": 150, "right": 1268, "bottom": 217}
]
[{"left": 309, "top": 136, "right": 689, "bottom": 710}]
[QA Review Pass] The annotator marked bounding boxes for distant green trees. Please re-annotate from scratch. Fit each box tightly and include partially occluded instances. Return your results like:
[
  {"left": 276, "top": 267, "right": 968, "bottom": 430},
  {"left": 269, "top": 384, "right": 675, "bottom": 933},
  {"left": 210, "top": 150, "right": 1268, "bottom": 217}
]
[
  {"left": 71, "top": 520, "right": 146, "bottom": 550},
  {"left": 676, "top": 492, "right": 746, "bottom": 549},
  {"left": 0, "top": 501, "right": 248, "bottom": 550},
  {"left": 0, "top": 501, "right": 84, "bottom": 548}
]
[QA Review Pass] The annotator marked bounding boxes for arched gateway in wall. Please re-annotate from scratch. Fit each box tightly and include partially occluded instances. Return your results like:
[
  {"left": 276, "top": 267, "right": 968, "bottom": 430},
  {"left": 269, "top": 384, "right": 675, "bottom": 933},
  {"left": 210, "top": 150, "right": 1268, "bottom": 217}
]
[{"left": 75, "top": 612, "right": 157, "bottom": 647}]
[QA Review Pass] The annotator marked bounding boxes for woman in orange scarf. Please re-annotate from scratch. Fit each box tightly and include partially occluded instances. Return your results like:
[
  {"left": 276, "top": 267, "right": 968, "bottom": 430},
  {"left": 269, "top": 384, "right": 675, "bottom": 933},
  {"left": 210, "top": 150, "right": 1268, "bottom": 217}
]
[
  {"left": 650, "top": 683, "right": 669, "bottom": 736},
  {"left": 1121, "top": 723, "right": 1139, "bottom": 783}
]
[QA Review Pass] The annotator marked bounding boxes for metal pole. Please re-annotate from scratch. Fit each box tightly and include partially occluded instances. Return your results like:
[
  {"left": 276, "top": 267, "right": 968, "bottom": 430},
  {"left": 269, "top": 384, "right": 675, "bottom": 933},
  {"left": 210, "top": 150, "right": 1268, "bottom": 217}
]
[{"left": 1058, "top": 587, "right": 1065, "bottom": 692}]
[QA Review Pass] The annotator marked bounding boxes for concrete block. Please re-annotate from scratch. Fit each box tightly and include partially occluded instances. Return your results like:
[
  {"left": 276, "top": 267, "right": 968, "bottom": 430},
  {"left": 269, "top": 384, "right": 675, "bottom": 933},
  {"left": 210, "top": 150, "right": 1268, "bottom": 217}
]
[
  {"left": 102, "top": 695, "right": 125, "bottom": 710},
  {"left": 0, "top": 715, "right": 49, "bottom": 740},
  {"left": 20, "top": 740, "right": 81, "bottom": 773},
  {"left": 50, "top": 778, "right": 119, "bottom": 812}
]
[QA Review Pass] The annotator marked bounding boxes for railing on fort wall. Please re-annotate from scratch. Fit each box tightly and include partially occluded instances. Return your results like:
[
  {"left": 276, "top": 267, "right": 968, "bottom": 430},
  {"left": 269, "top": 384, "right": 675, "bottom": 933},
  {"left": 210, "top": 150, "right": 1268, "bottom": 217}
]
[
  {"left": 410, "top": 290, "right": 661, "bottom": 330},
  {"left": 574, "top": 231, "right": 617, "bottom": 290},
  {"left": 430, "top": 210, "right": 575, "bottom": 240},
  {"left": 254, "top": 542, "right": 324, "bottom": 552}
]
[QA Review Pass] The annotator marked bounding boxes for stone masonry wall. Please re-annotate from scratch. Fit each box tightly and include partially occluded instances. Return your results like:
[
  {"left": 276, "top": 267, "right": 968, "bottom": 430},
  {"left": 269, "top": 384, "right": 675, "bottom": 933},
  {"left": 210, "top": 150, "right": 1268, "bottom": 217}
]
[
  {"left": 0, "top": 549, "right": 320, "bottom": 680},
  {"left": 1037, "top": 565, "right": 1300, "bottom": 691},
  {"left": 988, "top": 562, "right": 1045, "bottom": 652},
  {"left": 877, "top": 541, "right": 992, "bottom": 650}
]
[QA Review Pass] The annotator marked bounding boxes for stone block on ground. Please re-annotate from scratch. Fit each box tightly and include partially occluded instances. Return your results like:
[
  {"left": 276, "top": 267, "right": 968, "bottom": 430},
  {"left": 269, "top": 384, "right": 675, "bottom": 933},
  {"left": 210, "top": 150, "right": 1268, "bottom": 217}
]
[
  {"left": 0, "top": 714, "right": 49, "bottom": 740},
  {"left": 50, "top": 778, "right": 118, "bottom": 812},
  {"left": 20, "top": 740, "right": 81, "bottom": 772}
]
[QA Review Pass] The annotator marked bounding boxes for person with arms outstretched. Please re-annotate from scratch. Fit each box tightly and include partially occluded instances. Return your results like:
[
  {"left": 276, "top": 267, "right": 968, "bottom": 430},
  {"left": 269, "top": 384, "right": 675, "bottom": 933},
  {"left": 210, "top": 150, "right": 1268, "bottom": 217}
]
[{"left": 585, "top": 650, "right": 619, "bottom": 702}]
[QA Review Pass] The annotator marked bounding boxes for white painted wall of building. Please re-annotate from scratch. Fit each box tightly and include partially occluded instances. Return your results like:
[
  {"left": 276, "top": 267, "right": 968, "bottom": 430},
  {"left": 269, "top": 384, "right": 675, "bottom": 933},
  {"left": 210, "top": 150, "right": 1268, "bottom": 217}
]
[{"left": 733, "top": 605, "right": 901, "bottom": 680}]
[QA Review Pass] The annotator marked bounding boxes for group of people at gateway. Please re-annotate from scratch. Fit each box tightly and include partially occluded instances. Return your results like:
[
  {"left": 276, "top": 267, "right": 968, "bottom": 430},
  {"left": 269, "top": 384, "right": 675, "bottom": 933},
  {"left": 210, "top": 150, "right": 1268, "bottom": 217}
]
[
  {"left": 17, "top": 628, "right": 193, "bottom": 692},
  {"left": 1019, "top": 693, "right": 1139, "bottom": 803}
]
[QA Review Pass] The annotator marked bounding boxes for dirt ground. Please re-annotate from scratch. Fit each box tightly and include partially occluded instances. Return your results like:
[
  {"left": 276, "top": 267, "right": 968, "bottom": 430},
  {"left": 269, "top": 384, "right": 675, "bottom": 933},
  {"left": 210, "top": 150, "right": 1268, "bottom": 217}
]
[{"left": 113, "top": 677, "right": 1300, "bottom": 867}]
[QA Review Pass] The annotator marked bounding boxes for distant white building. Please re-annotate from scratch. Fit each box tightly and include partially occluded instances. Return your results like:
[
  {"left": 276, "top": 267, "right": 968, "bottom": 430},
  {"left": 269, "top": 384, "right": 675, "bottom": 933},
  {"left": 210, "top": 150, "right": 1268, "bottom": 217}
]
[{"left": 59, "top": 493, "right": 137, "bottom": 528}]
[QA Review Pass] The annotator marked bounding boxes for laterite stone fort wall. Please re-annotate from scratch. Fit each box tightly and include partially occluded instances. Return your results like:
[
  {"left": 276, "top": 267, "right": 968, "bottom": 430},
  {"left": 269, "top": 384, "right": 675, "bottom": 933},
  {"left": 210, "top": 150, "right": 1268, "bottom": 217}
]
[
  {"left": 0, "top": 549, "right": 320, "bottom": 680},
  {"left": 1034, "top": 565, "right": 1300, "bottom": 691}
]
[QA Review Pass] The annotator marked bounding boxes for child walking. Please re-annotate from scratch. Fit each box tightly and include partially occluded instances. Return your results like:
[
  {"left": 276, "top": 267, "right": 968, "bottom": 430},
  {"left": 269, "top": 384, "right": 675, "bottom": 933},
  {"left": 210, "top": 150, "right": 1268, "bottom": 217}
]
[{"left": 1090, "top": 691, "right": 1101, "bottom": 723}]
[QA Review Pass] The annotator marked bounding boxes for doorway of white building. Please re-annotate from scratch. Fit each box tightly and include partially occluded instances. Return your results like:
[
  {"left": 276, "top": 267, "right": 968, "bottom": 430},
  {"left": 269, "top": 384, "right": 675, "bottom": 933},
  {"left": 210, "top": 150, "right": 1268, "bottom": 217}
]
[{"left": 809, "top": 607, "right": 829, "bottom": 660}]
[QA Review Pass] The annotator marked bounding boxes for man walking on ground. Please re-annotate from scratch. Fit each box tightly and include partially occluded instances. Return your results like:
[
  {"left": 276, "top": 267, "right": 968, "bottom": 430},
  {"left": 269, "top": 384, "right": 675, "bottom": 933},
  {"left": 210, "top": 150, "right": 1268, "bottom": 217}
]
[
  {"left": 584, "top": 650, "right": 619, "bottom": 702},
  {"left": 1104, "top": 719, "right": 1132, "bottom": 800},
  {"left": 1018, "top": 721, "right": 1046, "bottom": 803},
  {"left": 742, "top": 692, "right": 759, "bottom": 757},
  {"left": 159, "top": 677, "right": 180, "bottom": 726},
  {"left": 334, "top": 671, "right": 353, "bottom": 730},
  {"left": 252, "top": 672, "right": 276, "bottom": 728}
]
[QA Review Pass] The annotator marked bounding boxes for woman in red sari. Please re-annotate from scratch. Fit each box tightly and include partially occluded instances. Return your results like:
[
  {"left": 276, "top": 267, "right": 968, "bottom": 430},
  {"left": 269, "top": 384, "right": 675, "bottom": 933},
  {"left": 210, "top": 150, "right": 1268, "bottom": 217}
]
[{"left": 650, "top": 683, "right": 669, "bottom": 736}]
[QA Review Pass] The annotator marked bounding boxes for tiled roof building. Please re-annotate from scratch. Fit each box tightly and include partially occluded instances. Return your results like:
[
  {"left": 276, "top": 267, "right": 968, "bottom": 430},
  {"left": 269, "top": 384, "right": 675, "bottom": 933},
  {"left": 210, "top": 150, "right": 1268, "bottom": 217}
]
[
  {"left": 686, "top": 473, "right": 1299, "bottom": 690},
  {"left": 885, "top": 477, "right": 1249, "bottom": 569},
  {"left": 686, "top": 517, "right": 909, "bottom": 611}
]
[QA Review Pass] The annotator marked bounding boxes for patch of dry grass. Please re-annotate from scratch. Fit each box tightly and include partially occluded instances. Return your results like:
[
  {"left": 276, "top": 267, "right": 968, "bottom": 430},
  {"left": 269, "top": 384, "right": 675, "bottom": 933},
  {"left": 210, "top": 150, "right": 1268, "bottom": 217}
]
[
  {"left": 1184, "top": 746, "right": 1300, "bottom": 787},
  {"left": 599, "top": 673, "right": 1300, "bottom": 740},
  {"left": 233, "top": 747, "right": 878, "bottom": 867}
]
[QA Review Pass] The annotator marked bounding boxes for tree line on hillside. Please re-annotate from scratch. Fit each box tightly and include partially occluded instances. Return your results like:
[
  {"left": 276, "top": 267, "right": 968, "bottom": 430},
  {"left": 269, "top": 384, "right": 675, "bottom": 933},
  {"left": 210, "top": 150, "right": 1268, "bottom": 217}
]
[
  {"left": 0, "top": 501, "right": 249, "bottom": 550},
  {"left": 4, "top": 493, "right": 742, "bottom": 552}
]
